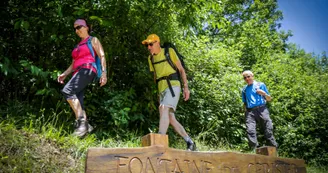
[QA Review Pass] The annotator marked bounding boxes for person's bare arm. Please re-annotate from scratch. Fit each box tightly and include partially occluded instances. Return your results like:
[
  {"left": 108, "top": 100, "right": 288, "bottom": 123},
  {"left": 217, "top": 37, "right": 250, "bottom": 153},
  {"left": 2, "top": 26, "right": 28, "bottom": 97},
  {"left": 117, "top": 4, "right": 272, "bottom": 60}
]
[
  {"left": 58, "top": 62, "right": 73, "bottom": 84},
  {"left": 243, "top": 103, "right": 247, "bottom": 112},
  {"left": 174, "top": 59, "right": 189, "bottom": 101},
  {"left": 256, "top": 89, "right": 272, "bottom": 102},
  {"left": 92, "top": 37, "right": 107, "bottom": 87}
]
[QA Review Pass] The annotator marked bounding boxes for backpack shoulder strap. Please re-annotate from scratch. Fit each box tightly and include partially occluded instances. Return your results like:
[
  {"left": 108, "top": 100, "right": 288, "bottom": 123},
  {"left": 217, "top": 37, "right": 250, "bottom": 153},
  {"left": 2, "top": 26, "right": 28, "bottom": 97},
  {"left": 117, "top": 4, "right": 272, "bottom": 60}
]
[
  {"left": 87, "top": 36, "right": 95, "bottom": 58},
  {"left": 150, "top": 55, "right": 155, "bottom": 68},
  {"left": 242, "top": 85, "right": 247, "bottom": 102},
  {"left": 242, "top": 85, "right": 247, "bottom": 93},
  {"left": 242, "top": 85, "right": 247, "bottom": 94},
  {"left": 86, "top": 36, "right": 102, "bottom": 77},
  {"left": 164, "top": 46, "right": 178, "bottom": 71},
  {"left": 255, "top": 81, "right": 262, "bottom": 89}
]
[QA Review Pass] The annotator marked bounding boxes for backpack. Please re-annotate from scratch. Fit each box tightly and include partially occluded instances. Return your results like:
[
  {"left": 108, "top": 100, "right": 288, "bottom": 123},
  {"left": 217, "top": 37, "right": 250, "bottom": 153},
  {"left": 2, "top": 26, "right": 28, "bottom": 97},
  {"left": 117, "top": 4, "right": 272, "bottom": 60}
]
[
  {"left": 162, "top": 42, "right": 187, "bottom": 71},
  {"left": 86, "top": 36, "right": 102, "bottom": 80},
  {"left": 150, "top": 42, "right": 187, "bottom": 97}
]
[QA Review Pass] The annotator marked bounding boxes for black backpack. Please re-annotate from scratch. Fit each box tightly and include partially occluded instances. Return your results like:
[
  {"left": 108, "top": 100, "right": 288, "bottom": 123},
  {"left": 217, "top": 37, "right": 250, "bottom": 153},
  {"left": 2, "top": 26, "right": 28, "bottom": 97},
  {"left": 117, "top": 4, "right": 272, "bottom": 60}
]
[
  {"left": 150, "top": 42, "right": 187, "bottom": 97},
  {"left": 162, "top": 42, "right": 187, "bottom": 71}
]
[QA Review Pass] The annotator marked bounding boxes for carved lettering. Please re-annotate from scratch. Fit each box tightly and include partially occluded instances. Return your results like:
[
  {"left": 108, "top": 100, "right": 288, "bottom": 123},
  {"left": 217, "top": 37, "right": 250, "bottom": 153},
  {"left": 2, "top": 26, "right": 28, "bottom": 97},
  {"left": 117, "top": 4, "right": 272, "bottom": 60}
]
[
  {"left": 224, "top": 165, "right": 232, "bottom": 173},
  {"left": 232, "top": 167, "right": 240, "bottom": 173},
  {"left": 283, "top": 163, "right": 290, "bottom": 173},
  {"left": 275, "top": 163, "right": 289, "bottom": 173},
  {"left": 220, "top": 164, "right": 239, "bottom": 173},
  {"left": 290, "top": 164, "right": 297, "bottom": 173},
  {"left": 192, "top": 160, "right": 201, "bottom": 173},
  {"left": 158, "top": 159, "right": 172, "bottom": 173},
  {"left": 248, "top": 163, "right": 255, "bottom": 173},
  {"left": 202, "top": 160, "right": 213, "bottom": 173},
  {"left": 104, "top": 155, "right": 303, "bottom": 173},
  {"left": 286, "top": 163, "right": 296, "bottom": 173},
  {"left": 129, "top": 157, "right": 143, "bottom": 173},
  {"left": 184, "top": 159, "right": 192, "bottom": 172},
  {"left": 145, "top": 157, "right": 156, "bottom": 173},
  {"left": 257, "top": 163, "right": 265, "bottom": 173},
  {"left": 246, "top": 162, "right": 298, "bottom": 173},
  {"left": 172, "top": 159, "right": 183, "bottom": 173},
  {"left": 275, "top": 163, "right": 297, "bottom": 173},
  {"left": 261, "top": 163, "right": 270, "bottom": 173},
  {"left": 115, "top": 156, "right": 129, "bottom": 173}
]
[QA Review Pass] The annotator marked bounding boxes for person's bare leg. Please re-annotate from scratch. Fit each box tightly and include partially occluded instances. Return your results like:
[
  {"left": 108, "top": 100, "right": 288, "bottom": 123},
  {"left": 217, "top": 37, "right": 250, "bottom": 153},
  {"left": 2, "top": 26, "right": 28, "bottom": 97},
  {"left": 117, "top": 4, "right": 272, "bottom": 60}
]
[
  {"left": 158, "top": 105, "right": 170, "bottom": 134},
  {"left": 169, "top": 109, "right": 196, "bottom": 151},
  {"left": 67, "top": 99, "right": 88, "bottom": 136},
  {"left": 169, "top": 110, "right": 188, "bottom": 137},
  {"left": 82, "top": 110, "right": 87, "bottom": 120},
  {"left": 67, "top": 99, "right": 83, "bottom": 119}
]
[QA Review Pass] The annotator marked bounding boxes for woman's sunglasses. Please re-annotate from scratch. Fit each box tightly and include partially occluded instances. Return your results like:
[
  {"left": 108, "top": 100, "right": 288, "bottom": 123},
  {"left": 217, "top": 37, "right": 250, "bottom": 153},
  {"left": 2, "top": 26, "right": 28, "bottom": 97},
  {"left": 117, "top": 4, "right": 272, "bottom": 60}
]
[{"left": 74, "top": 25, "right": 84, "bottom": 31}]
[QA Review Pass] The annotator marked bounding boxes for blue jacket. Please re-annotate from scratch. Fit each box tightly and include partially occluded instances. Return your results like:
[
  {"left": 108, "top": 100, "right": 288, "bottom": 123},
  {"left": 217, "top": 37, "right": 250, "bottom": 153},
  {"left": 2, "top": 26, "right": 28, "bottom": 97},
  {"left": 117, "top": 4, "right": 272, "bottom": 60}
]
[{"left": 242, "top": 81, "right": 270, "bottom": 109}]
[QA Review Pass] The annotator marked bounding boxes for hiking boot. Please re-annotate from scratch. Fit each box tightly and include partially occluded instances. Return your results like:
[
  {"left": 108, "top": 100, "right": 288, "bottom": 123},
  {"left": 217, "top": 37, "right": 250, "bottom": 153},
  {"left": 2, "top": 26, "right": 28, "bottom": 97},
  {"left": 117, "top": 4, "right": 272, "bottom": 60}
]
[
  {"left": 74, "top": 119, "right": 79, "bottom": 129},
  {"left": 88, "top": 123, "right": 94, "bottom": 133},
  {"left": 73, "top": 118, "right": 88, "bottom": 137},
  {"left": 186, "top": 141, "right": 196, "bottom": 151},
  {"left": 74, "top": 120, "right": 93, "bottom": 134}
]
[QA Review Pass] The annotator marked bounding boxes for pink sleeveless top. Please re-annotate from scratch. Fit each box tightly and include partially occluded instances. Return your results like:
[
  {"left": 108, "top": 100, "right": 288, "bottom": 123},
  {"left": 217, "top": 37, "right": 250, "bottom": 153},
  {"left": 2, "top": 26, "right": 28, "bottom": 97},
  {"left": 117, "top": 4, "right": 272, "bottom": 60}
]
[{"left": 72, "top": 36, "right": 97, "bottom": 74}]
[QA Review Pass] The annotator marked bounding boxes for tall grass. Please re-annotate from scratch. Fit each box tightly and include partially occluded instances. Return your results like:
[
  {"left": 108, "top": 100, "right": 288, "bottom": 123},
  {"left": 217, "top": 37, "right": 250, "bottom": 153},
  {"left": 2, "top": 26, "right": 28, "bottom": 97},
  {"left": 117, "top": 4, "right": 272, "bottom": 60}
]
[{"left": 0, "top": 106, "right": 327, "bottom": 172}]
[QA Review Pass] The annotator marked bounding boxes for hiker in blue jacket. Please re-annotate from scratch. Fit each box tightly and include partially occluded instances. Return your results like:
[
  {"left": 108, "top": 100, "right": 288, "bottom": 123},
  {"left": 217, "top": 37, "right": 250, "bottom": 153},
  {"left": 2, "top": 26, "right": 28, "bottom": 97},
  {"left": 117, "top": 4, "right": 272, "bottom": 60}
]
[{"left": 241, "top": 70, "right": 278, "bottom": 150}]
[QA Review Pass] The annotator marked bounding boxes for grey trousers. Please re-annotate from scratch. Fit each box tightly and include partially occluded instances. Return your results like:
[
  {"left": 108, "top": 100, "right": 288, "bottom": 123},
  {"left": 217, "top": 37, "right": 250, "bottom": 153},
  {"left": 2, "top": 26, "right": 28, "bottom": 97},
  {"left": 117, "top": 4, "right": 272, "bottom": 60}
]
[
  {"left": 245, "top": 105, "right": 278, "bottom": 149},
  {"left": 61, "top": 68, "right": 96, "bottom": 110}
]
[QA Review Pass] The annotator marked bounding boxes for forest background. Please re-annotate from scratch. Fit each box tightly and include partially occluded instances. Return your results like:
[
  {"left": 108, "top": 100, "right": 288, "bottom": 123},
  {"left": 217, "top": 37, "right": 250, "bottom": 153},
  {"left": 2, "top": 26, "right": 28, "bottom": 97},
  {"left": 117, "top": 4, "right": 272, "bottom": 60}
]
[{"left": 1, "top": 0, "right": 328, "bottom": 171}]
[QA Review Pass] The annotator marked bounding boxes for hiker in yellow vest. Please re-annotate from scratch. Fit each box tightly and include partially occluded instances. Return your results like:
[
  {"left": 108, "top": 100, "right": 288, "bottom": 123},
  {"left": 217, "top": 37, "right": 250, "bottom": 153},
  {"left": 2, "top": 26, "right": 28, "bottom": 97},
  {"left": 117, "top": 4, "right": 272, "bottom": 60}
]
[{"left": 142, "top": 34, "right": 196, "bottom": 151}]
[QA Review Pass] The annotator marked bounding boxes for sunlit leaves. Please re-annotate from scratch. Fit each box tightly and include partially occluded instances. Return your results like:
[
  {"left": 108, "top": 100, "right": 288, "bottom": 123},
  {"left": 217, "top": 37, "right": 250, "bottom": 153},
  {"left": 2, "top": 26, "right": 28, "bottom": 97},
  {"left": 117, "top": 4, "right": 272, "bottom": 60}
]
[{"left": 1, "top": 0, "right": 328, "bottom": 166}]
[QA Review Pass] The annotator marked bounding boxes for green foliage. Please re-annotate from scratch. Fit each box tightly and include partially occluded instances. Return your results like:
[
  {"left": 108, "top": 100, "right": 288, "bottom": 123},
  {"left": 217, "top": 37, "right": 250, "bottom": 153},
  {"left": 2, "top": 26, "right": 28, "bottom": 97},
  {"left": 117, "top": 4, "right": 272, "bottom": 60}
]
[
  {"left": 0, "top": 122, "right": 84, "bottom": 173},
  {"left": 173, "top": 38, "right": 245, "bottom": 145},
  {"left": 1, "top": 121, "right": 327, "bottom": 172},
  {"left": 0, "top": 118, "right": 143, "bottom": 173},
  {"left": 1, "top": 0, "right": 327, "bottom": 167},
  {"left": 253, "top": 48, "right": 328, "bottom": 165}
]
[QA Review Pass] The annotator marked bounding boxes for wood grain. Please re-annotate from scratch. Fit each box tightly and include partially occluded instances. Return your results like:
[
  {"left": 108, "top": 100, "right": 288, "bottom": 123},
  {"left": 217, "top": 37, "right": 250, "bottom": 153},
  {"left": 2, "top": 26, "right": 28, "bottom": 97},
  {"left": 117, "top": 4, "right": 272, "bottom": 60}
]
[{"left": 85, "top": 134, "right": 306, "bottom": 173}]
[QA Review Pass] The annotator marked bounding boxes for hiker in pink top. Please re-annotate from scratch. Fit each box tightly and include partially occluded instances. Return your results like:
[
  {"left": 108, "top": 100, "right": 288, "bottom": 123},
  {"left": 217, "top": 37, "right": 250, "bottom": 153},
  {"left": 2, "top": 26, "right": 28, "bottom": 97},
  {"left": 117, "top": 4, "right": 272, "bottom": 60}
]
[{"left": 57, "top": 19, "right": 107, "bottom": 137}]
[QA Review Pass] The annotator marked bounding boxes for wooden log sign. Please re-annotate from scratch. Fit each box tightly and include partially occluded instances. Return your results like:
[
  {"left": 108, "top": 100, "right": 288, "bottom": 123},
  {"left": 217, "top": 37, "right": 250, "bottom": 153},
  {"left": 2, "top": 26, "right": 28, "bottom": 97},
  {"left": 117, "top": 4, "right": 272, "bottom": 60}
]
[{"left": 85, "top": 133, "right": 306, "bottom": 173}]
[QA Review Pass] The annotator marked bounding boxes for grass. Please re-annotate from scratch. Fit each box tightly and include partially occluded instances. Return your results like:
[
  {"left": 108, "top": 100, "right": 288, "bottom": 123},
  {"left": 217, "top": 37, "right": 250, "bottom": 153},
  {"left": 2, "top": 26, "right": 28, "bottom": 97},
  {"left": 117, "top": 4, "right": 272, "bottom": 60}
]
[
  {"left": 307, "top": 167, "right": 328, "bottom": 173},
  {"left": 0, "top": 122, "right": 81, "bottom": 173},
  {"left": 0, "top": 118, "right": 144, "bottom": 173},
  {"left": 0, "top": 118, "right": 327, "bottom": 173}
]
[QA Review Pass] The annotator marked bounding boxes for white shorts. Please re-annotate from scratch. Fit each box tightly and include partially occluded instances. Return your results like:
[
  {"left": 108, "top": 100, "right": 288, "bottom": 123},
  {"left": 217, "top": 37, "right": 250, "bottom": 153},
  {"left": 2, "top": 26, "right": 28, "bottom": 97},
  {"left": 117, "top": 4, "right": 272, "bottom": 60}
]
[{"left": 159, "top": 86, "right": 181, "bottom": 111}]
